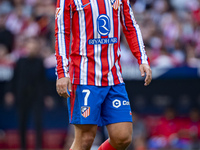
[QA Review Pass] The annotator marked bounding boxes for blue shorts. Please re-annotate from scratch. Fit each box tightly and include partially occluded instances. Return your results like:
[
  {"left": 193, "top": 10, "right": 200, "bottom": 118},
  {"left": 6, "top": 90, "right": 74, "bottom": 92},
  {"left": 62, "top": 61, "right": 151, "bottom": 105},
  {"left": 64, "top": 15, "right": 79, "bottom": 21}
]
[{"left": 67, "top": 83, "right": 132, "bottom": 126}]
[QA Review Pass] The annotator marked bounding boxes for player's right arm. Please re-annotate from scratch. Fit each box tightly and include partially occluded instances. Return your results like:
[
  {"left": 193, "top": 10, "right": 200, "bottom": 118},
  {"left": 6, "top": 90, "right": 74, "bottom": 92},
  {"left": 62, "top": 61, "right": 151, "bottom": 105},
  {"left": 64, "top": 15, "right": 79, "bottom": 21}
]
[{"left": 55, "top": 0, "right": 71, "bottom": 97}]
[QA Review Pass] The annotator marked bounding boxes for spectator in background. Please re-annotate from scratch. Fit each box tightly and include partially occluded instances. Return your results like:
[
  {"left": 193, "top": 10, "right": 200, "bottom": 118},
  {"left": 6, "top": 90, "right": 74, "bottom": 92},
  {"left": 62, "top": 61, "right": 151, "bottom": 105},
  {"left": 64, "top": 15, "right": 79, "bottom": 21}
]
[
  {"left": 0, "top": 11, "right": 14, "bottom": 53},
  {"left": 5, "top": 3, "right": 28, "bottom": 35},
  {"left": 148, "top": 107, "right": 180, "bottom": 149},
  {"left": 4, "top": 37, "right": 45, "bottom": 150},
  {"left": 127, "top": 0, "right": 200, "bottom": 68},
  {"left": 151, "top": 45, "right": 177, "bottom": 68},
  {"left": 0, "top": 44, "right": 13, "bottom": 105},
  {"left": 189, "top": 108, "right": 200, "bottom": 149},
  {"left": 178, "top": 108, "right": 200, "bottom": 150}
]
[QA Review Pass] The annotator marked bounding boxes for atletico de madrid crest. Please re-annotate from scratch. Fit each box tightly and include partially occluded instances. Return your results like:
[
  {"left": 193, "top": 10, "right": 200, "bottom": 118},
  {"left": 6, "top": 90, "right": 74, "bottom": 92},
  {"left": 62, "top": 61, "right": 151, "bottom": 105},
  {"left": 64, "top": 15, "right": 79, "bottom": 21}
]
[
  {"left": 81, "top": 106, "right": 90, "bottom": 118},
  {"left": 110, "top": 0, "right": 120, "bottom": 10}
]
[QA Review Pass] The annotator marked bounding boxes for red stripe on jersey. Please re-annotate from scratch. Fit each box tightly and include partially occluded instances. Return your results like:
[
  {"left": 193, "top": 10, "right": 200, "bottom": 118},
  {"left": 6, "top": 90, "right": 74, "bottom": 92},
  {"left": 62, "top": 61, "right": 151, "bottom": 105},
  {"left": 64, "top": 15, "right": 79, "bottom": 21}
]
[
  {"left": 113, "top": 9, "right": 121, "bottom": 84},
  {"left": 70, "top": 1, "right": 81, "bottom": 83},
  {"left": 112, "top": 64, "right": 120, "bottom": 85},
  {"left": 70, "top": 55, "right": 82, "bottom": 84},
  {"left": 84, "top": 0, "right": 95, "bottom": 85},
  {"left": 70, "top": 84, "right": 77, "bottom": 121},
  {"left": 97, "top": 0, "right": 109, "bottom": 86},
  {"left": 56, "top": 0, "right": 60, "bottom": 7},
  {"left": 64, "top": 1, "right": 70, "bottom": 59},
  {"left": 118, "top": 56, "right": 123, "bottom": 75},
  {"left": 71, "top": 4, "right": 81, "bottom": 56}
]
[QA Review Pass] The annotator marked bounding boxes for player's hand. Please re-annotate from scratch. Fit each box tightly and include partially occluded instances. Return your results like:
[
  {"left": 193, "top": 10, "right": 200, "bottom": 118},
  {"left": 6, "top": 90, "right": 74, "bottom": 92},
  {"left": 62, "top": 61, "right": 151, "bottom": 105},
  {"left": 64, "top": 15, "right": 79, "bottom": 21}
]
[
  {"left": 139, "top": 64, "right": 152, "bottom": 86},
  {"left": 56, "top": 77, "right": 72, "bottom": 98}
]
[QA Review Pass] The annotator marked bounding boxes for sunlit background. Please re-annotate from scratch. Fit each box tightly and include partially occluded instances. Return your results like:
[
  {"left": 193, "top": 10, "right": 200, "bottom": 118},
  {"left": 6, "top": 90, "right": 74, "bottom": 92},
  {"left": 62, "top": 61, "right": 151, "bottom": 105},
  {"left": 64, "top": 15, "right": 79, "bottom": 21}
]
[{"left": 0, "top": 0, "right": 200, "bottom": 150}]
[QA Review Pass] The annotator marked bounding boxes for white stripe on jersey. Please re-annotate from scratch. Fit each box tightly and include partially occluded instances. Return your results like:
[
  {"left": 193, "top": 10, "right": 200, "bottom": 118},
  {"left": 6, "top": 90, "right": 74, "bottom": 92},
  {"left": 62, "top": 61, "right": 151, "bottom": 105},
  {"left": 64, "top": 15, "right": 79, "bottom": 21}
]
[
  {"left": 115, "top": 59, "right": 123, "bottom": 83},
  {"left": 74, "top": 0, "right": 88, "bottom": 84},
  {"left": 104, "top": 0, "right": 114, "bottom": 86},
  {"left": 107, "top": 1, "right": 122, "bottom": 84},
  {"left": 57, "top": 0, "right": 68, "bottom": 76},
  {"left": 120, "top": 3, "right": 127, "bottom": 30},
  {"left": 127, "top": 2, "right": 148, "bottom": 64},
  {"left": 90, "top": 0, "right": 102, "bottom": 86},
  {"left": 117, "top": 8, "right": 121, "bottom": 57}
]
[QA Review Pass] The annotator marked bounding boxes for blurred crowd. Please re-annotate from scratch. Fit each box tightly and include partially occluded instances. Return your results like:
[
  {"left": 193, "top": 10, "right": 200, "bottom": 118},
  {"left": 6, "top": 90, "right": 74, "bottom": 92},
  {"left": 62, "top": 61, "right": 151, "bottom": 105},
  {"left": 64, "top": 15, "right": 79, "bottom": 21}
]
[
  {"left": 130, "top": 108, "right": 200, "bottom": 150},
  {"left": 0, "top": 0, "right": 200, "bottom": 150},
  {"left": 121, "top": 0, "right": 200, "bottom": 68},
  {"left": 0, "top": 0, "right": 56, "bottom": 83}
]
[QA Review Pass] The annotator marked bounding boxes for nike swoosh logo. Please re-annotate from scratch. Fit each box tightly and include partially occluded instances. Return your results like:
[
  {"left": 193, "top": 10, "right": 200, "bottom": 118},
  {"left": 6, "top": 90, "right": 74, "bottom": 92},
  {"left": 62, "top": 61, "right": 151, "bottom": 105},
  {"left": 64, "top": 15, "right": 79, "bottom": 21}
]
[{"left": 81, "top": 2, "right": 91, "bottom": 9}]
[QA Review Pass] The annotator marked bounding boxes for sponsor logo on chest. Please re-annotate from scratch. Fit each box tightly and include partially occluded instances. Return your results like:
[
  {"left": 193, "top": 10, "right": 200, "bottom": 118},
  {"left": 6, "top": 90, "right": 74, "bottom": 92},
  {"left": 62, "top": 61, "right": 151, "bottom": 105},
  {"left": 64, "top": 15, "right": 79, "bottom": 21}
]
[{"left": 88, "top": 14, "right": 118, "bottom": 45}]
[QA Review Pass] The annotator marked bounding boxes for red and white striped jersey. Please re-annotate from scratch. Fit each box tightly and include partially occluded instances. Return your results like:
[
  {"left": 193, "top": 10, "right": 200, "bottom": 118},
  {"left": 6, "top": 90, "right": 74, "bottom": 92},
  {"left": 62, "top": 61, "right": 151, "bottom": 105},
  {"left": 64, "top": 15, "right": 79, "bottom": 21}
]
[{"left": 55, "top": 0, "right": 150, "bottom": 86}]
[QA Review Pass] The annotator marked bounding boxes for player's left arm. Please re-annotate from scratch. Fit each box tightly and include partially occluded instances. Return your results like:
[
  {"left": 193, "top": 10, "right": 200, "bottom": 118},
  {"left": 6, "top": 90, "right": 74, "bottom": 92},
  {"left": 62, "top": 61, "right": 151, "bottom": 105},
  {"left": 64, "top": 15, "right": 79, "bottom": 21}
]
[{"left": 120, "top": 0, "right": 152, "bottom": 86}]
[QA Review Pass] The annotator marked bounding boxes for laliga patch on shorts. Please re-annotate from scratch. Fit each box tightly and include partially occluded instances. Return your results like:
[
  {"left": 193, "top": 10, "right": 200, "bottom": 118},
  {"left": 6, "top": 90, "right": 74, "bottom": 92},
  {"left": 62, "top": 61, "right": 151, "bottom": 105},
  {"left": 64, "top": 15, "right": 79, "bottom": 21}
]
[
  {"left": 81, "top": 106, "right": 90, "bottom": 118},
  {"left": 55, "top": 8, "right": 61, "bottom": 19},
  {"left": 110, "top": 0, "right": 120, "bottom": 10}
]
